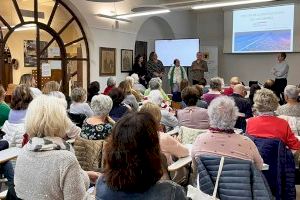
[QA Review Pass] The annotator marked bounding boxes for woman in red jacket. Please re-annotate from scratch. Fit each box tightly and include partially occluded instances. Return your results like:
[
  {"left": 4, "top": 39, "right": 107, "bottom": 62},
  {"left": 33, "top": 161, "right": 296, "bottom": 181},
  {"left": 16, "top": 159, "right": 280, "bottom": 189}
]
[{"left": 246, "top": 88, "right": 300, "bottom": 150}]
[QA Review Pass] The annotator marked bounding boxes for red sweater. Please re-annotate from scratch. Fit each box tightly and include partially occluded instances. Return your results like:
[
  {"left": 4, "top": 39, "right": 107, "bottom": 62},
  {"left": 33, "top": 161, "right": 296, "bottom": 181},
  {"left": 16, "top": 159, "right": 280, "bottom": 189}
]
[
  {"left": 103, "top": 86, "right": 114, "bottom": 95},
  {"left": 246, "top": 116, "right": 300, "bottom": 150}
]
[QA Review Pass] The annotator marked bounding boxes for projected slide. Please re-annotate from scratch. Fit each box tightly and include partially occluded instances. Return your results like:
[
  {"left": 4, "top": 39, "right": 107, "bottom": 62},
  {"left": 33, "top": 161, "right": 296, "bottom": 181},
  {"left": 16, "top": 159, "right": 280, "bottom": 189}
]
[
  {"left": 155, "top": 39, "right": 199, "bottom": 66},
  {"left": 233, "top": 5, "right": 294, "bottom": 53}
]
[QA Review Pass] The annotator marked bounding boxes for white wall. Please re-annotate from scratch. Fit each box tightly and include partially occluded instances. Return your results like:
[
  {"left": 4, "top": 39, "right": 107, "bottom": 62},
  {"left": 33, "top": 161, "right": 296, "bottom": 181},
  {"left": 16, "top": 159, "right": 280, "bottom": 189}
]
[{"left": 196, "top": 9, "right": 300, "bottom": 85}]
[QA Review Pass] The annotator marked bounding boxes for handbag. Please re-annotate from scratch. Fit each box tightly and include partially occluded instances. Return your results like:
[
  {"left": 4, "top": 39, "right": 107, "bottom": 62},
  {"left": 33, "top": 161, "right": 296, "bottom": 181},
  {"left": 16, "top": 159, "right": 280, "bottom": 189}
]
[{"left": 187, "top": 156, "right": 225, "bottom": 200}]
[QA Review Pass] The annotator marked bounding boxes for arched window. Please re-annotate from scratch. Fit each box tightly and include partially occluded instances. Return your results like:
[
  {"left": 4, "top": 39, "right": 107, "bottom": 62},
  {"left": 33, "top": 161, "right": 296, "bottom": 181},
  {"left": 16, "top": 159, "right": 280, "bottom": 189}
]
[{"left": 0, "top": 0, "right": 90, "bottom": 94}]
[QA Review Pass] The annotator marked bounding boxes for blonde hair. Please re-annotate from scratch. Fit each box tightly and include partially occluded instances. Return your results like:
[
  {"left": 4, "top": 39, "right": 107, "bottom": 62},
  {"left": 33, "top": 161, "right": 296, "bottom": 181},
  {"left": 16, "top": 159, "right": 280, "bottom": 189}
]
[
  {"left": 254, "top": 88, "right": 279, "bottom": 112},
  {"left": 19, "top": 74, "right": 34, "bottom": 87},
  {"left": 230, "top": 77, "right": 240, "bottom": 85},
  {"left": 25, "top": 95, "right": 71, "bottom": 138},
  {"left": 42, "top": 81, "right": 60, "bottom": 94},
  {"left": 140, "top": 102, "right": 162, "bottom": 123},
  {"left": 125, "top": 76, "right": 134, "bottom": 87}
]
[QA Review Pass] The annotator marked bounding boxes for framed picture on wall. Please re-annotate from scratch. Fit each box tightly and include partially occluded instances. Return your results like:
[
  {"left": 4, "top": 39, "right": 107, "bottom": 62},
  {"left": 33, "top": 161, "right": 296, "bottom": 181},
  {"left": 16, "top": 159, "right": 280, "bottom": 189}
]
[
  {"left": 121, "top": 49, "right": 133, "bottom": 72},
  {"left": 24, "top": 40, "right": 48, "bottom": 67},
  {"left": 99, "top": 47, "right": 116, "bottom": 76}
]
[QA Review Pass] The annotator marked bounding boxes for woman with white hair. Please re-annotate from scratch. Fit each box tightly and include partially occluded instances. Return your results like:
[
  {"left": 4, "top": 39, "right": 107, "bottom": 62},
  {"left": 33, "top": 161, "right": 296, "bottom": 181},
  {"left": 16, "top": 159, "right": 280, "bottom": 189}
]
[
  {"left": 103, "top": 77, "right": 116, "bottom": 95},
  {"left": 80, "top": 94, "right": 114, "bottom": 140},
  {"left": 144, "top": 78, "right": 170, "bottom": 103},
  {"left": 14, "top": 95, "right": 99, "bottom": 199},
  {"left": 131, "top": 73, "right": 146, "bottom": 94},
  {"left": 246, "top": 88, "right": 300, "bottom": 150},
  {"left": 277, "top": 85, "right": 300, "bottom": 116},
  {"left": 202, "top": 77, "right": 223, "bottom": 105},
  {"left": 192, "top": 96, "right": 263, "bottom": 169}
]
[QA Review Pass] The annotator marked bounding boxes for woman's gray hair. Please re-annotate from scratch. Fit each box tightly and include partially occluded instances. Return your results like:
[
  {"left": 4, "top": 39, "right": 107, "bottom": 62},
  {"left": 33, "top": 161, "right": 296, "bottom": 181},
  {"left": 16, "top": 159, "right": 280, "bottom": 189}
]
[
  {"left": 253, "top": 88, "right": 279, "bottom": 112},
  {"left": 91, "top": 94, "right": 113, "bottom": 116},
  {"left": 210, "top": 77, "right": 223, "bottom": 90},
  {"left": 131, "top": 73, "right": 139, "bottom": 84},
  {"left": 284, "top": 85, "right": 299, "bottom": 100},
  {"left": 208, "top": 96, "right": 238, "bottom": 130},
  {"left": 149, "top": 78, "right": 161, "bottom": 90},
  {"left": 71, "top": 87, "right": 86, "bottom": 103},
  {"left": 107, "top": 77, "right": 116, "bottom": 87}
]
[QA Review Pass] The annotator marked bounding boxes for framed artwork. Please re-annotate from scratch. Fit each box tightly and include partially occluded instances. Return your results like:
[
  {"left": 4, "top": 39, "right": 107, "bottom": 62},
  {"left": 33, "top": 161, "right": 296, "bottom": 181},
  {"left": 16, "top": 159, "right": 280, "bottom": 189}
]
[
  {"left": 99, "top": 47, "right": 116, "bottom": 76},
  {"left": 24, "top": 40, "right": 48, "bottom": 67},
  {"left": 121, "top": 49, "right": 133, "bottom": 72}
]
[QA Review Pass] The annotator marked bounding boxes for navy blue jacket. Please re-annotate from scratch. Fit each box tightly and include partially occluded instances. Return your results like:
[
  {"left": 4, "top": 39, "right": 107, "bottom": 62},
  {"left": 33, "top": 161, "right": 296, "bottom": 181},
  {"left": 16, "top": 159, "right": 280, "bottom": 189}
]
[
  {"left": 195, "top": 155, "right": 272, "bottom": 200},
  {"left": 248, "top": 136, "right": 296, "bottom": 200}
]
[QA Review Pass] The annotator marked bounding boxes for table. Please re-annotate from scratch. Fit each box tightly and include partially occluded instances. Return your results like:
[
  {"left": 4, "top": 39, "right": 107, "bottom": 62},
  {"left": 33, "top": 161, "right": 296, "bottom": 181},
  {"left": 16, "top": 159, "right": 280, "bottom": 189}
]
[{"left": 0, "top": 147, "right": 22, "bottom": 164}]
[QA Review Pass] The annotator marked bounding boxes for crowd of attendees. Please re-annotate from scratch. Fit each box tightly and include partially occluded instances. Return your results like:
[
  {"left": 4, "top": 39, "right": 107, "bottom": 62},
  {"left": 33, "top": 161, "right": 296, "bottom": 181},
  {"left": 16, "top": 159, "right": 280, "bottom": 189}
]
[{"left": 0, "top": 71, "right": 300, "bottom": 200}]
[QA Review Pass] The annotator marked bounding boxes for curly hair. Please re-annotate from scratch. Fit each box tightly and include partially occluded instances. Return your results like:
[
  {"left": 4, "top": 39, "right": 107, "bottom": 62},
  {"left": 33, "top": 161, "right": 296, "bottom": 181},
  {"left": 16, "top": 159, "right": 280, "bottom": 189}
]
[
  {"left": 10, "top": 85, "right": 33, "bottom": 110},
  {"left": 103, "top": 112, "right": 162, "bottom": 192},
  {"left": 253, "top": 88, "right": 279, "bottom": 112}
]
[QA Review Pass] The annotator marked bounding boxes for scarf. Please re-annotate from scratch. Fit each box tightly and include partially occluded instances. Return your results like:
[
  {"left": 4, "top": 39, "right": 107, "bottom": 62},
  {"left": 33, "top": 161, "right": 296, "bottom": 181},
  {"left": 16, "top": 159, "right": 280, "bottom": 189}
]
[
  {"left": 169, "top": 66, "right": 185, "bottom": 88},
  {"left": 26, "top": 137, "right": 73, "bottom": 152}
]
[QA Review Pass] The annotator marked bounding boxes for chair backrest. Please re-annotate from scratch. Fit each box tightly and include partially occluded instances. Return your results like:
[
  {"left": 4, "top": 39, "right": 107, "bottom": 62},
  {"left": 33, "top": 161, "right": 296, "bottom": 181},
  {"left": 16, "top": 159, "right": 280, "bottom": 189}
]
[
  {"left": 73, "top": 137, "right": 104, "bottom": 171},
  {"left": 178, "top": 126, "right": 207, "bottom": 144},
  {"left": 195, "top": 155, "right": 272, "bottom": 200},
  {"left": 248, "top": 136, "right": 296, "bottom": 200},
  {"left": 67, "top": 112, "right": 86, "bottom": 128}
]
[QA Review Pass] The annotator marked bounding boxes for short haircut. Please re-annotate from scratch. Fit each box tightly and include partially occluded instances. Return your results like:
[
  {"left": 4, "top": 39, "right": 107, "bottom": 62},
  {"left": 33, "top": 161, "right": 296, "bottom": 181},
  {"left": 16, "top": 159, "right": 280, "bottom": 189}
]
[
  {"left": 26, "top": 95, "right": 71, "bottom": 138},
  {"left": 109, "top": 87, "right": 125, "bottom": 106},
  {"left": 181, "top": 86, "right": 199, "bottom": 106},
  {"left": 131, "top": 73, "right": 139, "bottom": 84},
  {"left": 42, "top": 81, "right": 60, "bottom": 94},
  {"left": 148, "top": 78, "right": 161, "bottom": 90},
  {"left": 71, "top": 87, "right": 86, "bottom": 103},
  {"left": 103, "top": 112, "right": 162, "bottom": 192},
  {"left": 91, "top": 94, "right": 113, "bottom": 116},
  {"left": 107, "top": 77, "right": 116, "bottom": 87},
  {"left": 88, "top": 81, "right": 100, "bottom": 95},
  {"left": 0, "top": 85, "right": 5, "bottom": 100},
  {"left": 284, "top": 85, "right": 299, "bottom": 100},
  {"left": 280, "top": 52, "right": 286, "bottom": 60},
  {"left": 19, "top": 74, "right": 34, "bottom": 87},
  {"left": 11, "top": 85, "right": 33, "bottom": 110},
  {"left": 208, "top": 96, "right": 238, "bottom": 130},
  {"left": 118, "top": 80, "right": 132, "bottom": 95},
  {"left": 198, "top": 78, "right": 207, "bottom": 86},
  {"left": 210, "top": 77, "right": 223, "bottom": 90},
  {"left": 140, "top": 102, "right": 162, "bottom": 123},
  {"left": 254, "top": 88, "right": 279, "bottom": 112},
  {"left": 263, "top": 79, "right": 276, "bottom": 92}
]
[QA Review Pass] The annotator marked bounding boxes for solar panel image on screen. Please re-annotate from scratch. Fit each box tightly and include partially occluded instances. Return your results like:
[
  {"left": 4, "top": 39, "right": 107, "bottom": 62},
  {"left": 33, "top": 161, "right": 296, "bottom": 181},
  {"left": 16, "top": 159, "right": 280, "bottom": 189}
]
[{"left": 232, "top": 4, "right": 295, "bottom": 53}]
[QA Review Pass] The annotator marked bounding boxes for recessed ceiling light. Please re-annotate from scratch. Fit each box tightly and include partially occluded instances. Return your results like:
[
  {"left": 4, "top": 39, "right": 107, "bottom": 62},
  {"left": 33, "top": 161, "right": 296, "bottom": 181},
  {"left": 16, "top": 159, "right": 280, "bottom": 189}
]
[{"left": 96, "top": 14, "right": 132, "bottom": 23}]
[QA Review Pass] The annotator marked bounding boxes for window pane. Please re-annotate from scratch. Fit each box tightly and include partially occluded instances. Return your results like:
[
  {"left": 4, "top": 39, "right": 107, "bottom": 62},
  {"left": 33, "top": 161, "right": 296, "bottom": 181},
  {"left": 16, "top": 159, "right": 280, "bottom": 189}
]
[
  {"left": 68, "top": 60, "right": 87, "bottom": 92},
  {"left": 66, "top": 39, "right": 87, "bottom": 59},
  {"left": 50, "top": 3, "right": 72, "bottom": 32},
  {"left": 0, "top": 0, "right": 20, "bottom": 29},
  {"left": 17, "top": 0, "right": 34, "bottom": 22},
  {"left": 39, "top": 29, "right": 61, "bottom": 59},
  {"left": 38, "top": 0, "right": 56, "bottom": 24},
  {"left": 60, "top": 21, "right": 83, "bottom": 45}
]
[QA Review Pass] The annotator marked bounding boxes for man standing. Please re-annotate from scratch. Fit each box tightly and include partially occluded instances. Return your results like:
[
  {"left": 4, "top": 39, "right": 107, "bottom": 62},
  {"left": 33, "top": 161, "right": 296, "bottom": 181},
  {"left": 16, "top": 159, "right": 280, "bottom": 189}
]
[
  {"left": 271, "top": 52, "right": 289, "bottom": 102},
  {"left": 190, "top": 52, "right": 208, "bottom": 85}
]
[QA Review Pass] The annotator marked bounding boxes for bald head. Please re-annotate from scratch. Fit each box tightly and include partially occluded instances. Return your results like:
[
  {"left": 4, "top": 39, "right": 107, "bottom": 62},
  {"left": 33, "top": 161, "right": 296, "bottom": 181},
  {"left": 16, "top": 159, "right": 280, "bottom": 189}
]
[{"left": 233, "top": 84, "right": 246, "bottom": 97}]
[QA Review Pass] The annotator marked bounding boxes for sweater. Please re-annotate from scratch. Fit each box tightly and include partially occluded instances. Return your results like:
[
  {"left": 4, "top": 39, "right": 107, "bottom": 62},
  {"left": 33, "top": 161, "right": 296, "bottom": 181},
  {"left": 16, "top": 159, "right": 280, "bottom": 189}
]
[
  {"left": 2, "top": 121, "right": 25, "bottom": 148},
  {"left": 15, "top": 141, "right": 91, "bottom": 200},
  {"left": 202, "top": 92, "right": 222, "bottom": 105},
  {"left": 0, "top": 102, "right": 10, "bottom": 128},
  {"left": 246, "top": 116, "right": 300, "bottom": 150},
  {"left": 177, "top": 106, "right": 209, "bottom": 130},
  {"left": 70, "top": 102, "right": 94, "bottom": 117}
]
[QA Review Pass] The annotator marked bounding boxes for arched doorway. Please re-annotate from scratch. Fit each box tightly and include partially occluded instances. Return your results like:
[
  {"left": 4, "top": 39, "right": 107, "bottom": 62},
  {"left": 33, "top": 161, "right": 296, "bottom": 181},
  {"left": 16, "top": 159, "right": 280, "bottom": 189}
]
[{"left": 0, "top": 0, "right": 90, "bottom": 94}]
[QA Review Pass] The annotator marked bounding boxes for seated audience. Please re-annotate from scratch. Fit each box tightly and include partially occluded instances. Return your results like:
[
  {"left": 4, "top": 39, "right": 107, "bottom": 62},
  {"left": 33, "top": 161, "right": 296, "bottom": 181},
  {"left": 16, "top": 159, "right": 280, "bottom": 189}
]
[
  {"left": 70, "top": 87, "right": 94, "bottom": 117},
  {"left": 277, "top": 85, "right": 300, "bottom": 135},
  {"left": 108, "top": 87, "right": 130, "bottom": 121},
  {"left": 131, "top": 73, "right": 146, "bottom": 95},
  {"left": 2, "top": 85, "right": 33, "bottom": 147},
  {"left": 96, "top": 112, "right": 187, "bottom": 200},
  {"left": 202, "top": 77, "right": 223, "bottom": 105},
  {"left": 263, "top": 79, "right": 276, "bottom": 93},
  {"left": 246, "top": 88, "right": 300, "bottom": 150},
  {"left": 125, "top": 76, "right": 143, "bottom": 102},
  {"left": 87, "top": 81, "right": 100, "bottom": 103},
  {"left": 144, "top": 78, "right": 170, "bottom": 103},
  {"left": 248, "top": 84, "right": 261, "bottom": 106},
  {"left": 81, "top": 95, "right": 113, "bottom": 140},
  {"left": 19, "top": 74, "right": 42, "bottom": 98},
  {"left": 118, "top": 80, "right": 139, "bottom": 111},
  {"left": 198, "top": 78, "right": 209, "bottom": 94},
  {"left": 231, "top": 84, "right": 253, "bottom": 131},
  {"left": 0, "top": 85, "right": 10, "bottom": 128},
  {"left": 172, "top": 79, "right": 189, "bottom": 103},
  {"left": 194, "top": 85, "right": 208, "bottom": 109},
  {"left": 192, "top": 96, "right": 263, "bottom": 170},
  {"left": 14, "top": 95, "right": 99, "bottom": 199},
  {"left": 42, "top": 81, "right": 67, "bottom": 108},
  {"left": 223, "top": 76, "right": 241, "bottom": 96},
  {"left": 103, "top": 77, "right": 116, "bottom": 95},
  {"left": 177, "top": 86, "right": 209, "bottom": 129}
]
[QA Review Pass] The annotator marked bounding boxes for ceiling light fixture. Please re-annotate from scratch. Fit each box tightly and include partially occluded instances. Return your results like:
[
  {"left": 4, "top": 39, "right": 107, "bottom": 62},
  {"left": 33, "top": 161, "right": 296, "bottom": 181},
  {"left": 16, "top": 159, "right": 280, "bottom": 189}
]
[
  {"left": 96, "top": 14, "right": 132, "bottom": 23},
  {"left": 116, "top": 9, "right": 170, "bottom": 19},
  {"left": 192, "top": 0, "right": 275, "bottom": 10}
]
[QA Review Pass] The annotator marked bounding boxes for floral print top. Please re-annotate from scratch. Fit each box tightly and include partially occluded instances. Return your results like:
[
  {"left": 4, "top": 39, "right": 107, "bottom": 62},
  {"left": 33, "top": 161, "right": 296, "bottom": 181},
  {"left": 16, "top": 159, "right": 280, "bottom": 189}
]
[{"left": 80, "top": 120, "right": 112, "bottom": 140}]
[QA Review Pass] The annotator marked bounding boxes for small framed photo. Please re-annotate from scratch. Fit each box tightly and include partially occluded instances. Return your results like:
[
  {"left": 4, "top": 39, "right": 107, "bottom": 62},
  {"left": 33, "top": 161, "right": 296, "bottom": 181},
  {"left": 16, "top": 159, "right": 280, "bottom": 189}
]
[
  {"left": 99, "top": 47, "right": 116, "bottom": 76},
  {"left": 121, "top": 49, "right": 133, "bottom": 72}
]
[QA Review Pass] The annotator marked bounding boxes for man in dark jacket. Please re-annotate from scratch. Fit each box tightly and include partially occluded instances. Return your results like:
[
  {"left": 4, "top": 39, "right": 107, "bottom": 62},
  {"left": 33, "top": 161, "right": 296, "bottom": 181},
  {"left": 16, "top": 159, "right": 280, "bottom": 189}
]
[{"left": 230, "top": 84, "right": 253, "bottom": 131}]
